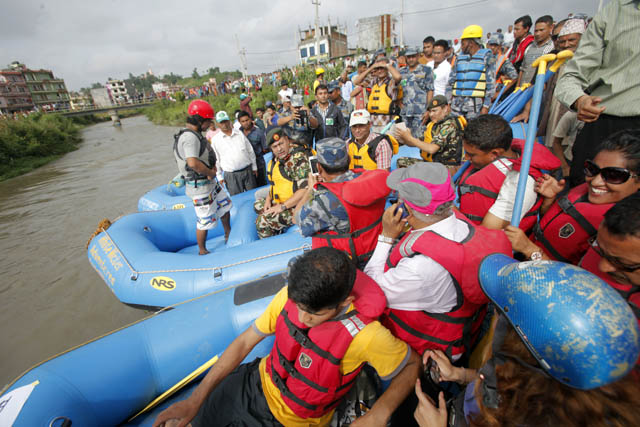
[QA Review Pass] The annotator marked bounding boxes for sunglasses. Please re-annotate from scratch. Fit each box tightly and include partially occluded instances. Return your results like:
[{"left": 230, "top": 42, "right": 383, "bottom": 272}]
[
  {"left": 588, "top": 237, "right": 640, "bottom": 272},
  {"left": 584, "top": 160, "right": 638, "bottom": 185}
]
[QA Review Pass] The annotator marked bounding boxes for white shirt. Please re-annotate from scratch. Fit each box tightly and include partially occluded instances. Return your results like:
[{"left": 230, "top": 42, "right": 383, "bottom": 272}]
[
  {"left": 364, "top": 213, "right": 466, "bottom": 313},
  {"left": 341, "top": 80, "right": 353, "bottom": 101},
  {"left": 488, "top": 167, "right": 537, "bottom": 223},
  {"left": 278, "top": 88, "right": 293, "bottom": 101},
  {"left": 503, "top": 31, "right": 515, "bottom": 47},
  {"left": 211, "top": 129, "right": 257, "bottom": 181},
  {"left": 427, "top": 60, "right": 452, "bottom": 96}
]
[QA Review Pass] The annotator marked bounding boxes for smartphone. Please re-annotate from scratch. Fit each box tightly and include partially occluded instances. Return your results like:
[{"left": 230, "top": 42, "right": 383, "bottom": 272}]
[
  {"left": 393, "top": 201, "right": 409, "bottom": 219},
  {"left": 309, "top": 156, "right": 319, "bottom": 175}
]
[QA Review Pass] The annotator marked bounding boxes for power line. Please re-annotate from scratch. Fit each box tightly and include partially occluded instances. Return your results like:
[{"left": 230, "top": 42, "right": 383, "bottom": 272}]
[{"left": 401, "top": 0, "right": 488, "bottom": 17}]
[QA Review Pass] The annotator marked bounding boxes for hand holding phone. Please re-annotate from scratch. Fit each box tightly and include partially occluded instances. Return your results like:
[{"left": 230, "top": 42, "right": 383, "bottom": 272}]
[{"left": 309, "top": 156, "right": 319, "bottom": 175}]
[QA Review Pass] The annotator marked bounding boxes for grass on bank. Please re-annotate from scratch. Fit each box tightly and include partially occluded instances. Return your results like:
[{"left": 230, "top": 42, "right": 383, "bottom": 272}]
[{"left": 0, "top": 110, "right": 143, "bottom": 181}]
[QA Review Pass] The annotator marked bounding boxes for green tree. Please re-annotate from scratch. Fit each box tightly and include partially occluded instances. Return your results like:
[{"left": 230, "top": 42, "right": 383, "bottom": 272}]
[{"left": 192, "top": 68, "right": 200, "bottom": 79}]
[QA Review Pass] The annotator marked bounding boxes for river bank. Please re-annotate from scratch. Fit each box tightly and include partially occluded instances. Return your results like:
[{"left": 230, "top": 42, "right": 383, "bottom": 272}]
[{"left": 0, "top": 110, "right": 143, "bottom": 181}]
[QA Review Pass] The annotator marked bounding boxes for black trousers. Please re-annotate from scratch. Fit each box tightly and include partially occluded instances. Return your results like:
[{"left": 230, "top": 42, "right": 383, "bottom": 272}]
[
  {"left": 569, "top": 114, "right": 640, "bottom": 187},
  {"left": 192, "top": 359, "right": 283, "bottom": 427}
]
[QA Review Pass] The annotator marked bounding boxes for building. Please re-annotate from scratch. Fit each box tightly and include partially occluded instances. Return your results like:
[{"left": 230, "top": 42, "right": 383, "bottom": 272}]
[
  {"left": 0, "top": 70, "right": 34, "bottom": 115},
  {"left": 152, "top": 82, "right": 169, "bottom": 97},
  {"left": 356, "top": 14, "right": 398, "bottom": 52},
  {"left": 106, "top": 79, "right": 131, "bottom": 104},
  {"left": 90, "top": 87, "right": 113, "bottom": 108},
  {"left": 69, "top": 91, "right": 94, "bottom": 110},
  {"left": 9, "top": 61, "right": 71, "bottom": 111},
  {"left": 298, "top": 21, "right": 348, "bottom": 65}
]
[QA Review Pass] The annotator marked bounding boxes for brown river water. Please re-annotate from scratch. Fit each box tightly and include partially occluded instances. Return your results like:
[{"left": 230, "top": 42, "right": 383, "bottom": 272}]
[{"left": 0, "top": 115, "right": 180, "bottom": 387}]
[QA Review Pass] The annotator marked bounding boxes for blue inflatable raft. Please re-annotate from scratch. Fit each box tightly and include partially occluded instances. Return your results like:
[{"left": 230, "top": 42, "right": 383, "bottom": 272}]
[
  {"left": 0, "top": 276, "right": 281, "bottom": 426},
  {"left": 88, "top": 187, "right": 310, "bottom": 309}
]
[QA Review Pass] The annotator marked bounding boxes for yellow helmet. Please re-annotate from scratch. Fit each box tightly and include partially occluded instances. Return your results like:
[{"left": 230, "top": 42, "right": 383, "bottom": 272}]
[
  {"left": 461, "top": 25, "right": 483, "bottom": 40},
  {"left": 315, "top": 67, "right": 325, "bottom": 75}
]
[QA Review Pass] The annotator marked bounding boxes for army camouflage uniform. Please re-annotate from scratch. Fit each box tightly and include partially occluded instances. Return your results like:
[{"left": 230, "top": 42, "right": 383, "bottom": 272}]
[
  {"left": 445, "top": 49, "right": 497, "bottom": 119},
  {"left": 400, "top": 64, "right": 435, "bottom": 138},
  {"left": 254, "top": 149, "right": 310, "bottom": 238},
  {"left": 396, "top": 114, "right": 464, "bottom": 172},
  {"left": 280, "top": 108, "right": 314, "bottom": 149},
  {"left": 296, "top": 170, "right": 358, "bottom": 237}
]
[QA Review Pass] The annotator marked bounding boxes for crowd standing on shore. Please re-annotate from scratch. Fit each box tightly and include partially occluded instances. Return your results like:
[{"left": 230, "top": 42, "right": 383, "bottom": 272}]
[{"left": 162, "top": 2, "right": 640, "bottom": 426}]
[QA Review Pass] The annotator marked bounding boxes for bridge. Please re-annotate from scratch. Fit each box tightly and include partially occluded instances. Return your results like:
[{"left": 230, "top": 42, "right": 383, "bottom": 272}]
[{"left": 57, "top": 100, "right": 155, "bottom": 121}]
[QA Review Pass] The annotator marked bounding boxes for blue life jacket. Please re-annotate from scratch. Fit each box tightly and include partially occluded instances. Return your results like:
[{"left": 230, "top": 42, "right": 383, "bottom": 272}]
[{"left": 453, "top": 48, "right": 490, "bottom": 98}]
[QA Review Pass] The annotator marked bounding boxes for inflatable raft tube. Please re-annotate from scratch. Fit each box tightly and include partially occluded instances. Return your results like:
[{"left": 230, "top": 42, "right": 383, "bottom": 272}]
[
  {"left": 88, "top": 187, "right": 310, "bottom": 309},
  {"left": 0, "top": 276, "right": 282, "bottom": 426}
]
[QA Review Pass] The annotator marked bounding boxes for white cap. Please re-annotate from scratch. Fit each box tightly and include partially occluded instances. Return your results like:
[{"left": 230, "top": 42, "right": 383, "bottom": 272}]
[{"left": 350, "top": 109, "right": 371, "bottom": 126}]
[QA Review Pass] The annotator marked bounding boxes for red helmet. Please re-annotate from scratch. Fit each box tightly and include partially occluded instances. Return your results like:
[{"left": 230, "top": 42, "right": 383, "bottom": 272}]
[{"left": 187, "top": 100, "right": 214, "bottom": 119}]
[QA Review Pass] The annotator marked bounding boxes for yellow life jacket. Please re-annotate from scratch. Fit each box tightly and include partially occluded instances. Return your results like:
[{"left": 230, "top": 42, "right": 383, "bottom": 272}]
[
  {"left": 420, "top": 116, "right": 467, "bottom": 162},
  {"left": 348, "top": 134, "right": 399, "bottom": 170},
  {"left": 367, "top": 82, "right": 393, "bottom": 115},
  {"left": 267, "top": 157, "right": 295, "bottom": 203}
]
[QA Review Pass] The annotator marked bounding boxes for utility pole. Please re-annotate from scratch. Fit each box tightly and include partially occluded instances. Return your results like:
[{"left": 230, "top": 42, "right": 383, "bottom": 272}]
[
  {"left": 311, "top": 0, "right": 321, "bottom": 65},
  {"left": 400, "top": 0, "right": 404, "bottom": 48},
  {"left": 235, "top": 34, "right": 249, "bottom": 85}
]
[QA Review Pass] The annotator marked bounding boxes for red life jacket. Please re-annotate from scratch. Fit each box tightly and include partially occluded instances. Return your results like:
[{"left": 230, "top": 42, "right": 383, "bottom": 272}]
[
  {"left": 531, "top": 184, "right": 613, "bottom": 264},
  {"left": 510, "top": 34, "right": 534, "bottom": 69},
  {"left": 381, "top": 211, "right": 512, "bottom": 357},
  {"left": 580, "top": 248, "right": 640, "bottom": 322},
  {"left": 456, "top": 139, "right": 560, "bottom": 233},
  {"left": 311, "top": 170, "right": 390, "bottom": 266},
  {"left": 265, "top": 270, "right": 387, "bottom": 419}
]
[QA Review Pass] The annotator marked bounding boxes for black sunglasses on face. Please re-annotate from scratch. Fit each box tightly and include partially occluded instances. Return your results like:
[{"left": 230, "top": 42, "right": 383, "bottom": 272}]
[
  {"left": 584, "top": 159, "right": 638, "bottom": 185},
  {"left": 589, "top": 237, "right": 640, "bottom": 272}
]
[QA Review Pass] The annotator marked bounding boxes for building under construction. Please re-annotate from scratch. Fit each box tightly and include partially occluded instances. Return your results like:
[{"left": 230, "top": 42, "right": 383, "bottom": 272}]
[
  {"left": 356, "top": 14, "right": 399, "bottom": 52},
  {"left": 297, "top": 21, "right": 348, "bottom": 65}
]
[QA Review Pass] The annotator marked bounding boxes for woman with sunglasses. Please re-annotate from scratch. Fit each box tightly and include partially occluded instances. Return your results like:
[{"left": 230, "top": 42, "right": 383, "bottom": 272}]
[{"left": 505, "top": 129, "right": 640, "bottom": 264}]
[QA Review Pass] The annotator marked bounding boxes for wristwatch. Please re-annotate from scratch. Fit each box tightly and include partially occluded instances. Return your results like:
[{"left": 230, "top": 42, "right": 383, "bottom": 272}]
[
  {"left": 378, "top": 235, "right": 396, "bottom": 245},
  {"left": 530, "top": 251, "right": 543, "bottom": 261}
]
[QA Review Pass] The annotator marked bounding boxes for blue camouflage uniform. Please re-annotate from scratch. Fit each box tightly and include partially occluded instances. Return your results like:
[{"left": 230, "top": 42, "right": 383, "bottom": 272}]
[
  {"left": 296, "top": 138, "right": 355, "bottom": 237},
  {"left": 446, "top": 45, "right": 497, "bottom": 119},
  {"left": 400, "top": 62, "right": 435, "bottom": 138}
]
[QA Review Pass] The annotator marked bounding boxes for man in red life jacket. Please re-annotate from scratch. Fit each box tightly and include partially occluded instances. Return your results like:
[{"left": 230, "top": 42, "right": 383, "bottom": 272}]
[
  {"left": 154, "top": 247, "right": 420, "bottom": 427},
  {"left": 581, "top": 193, "right": 640, "bottom": 323},
  {"left": 293, "top": 138, "right": 390, "bottom": 268},
  {"left": 456, "top": 114, "right": 560, "bottom": 232},
  {"left": 365, "top": 162, "right": 512, "bottom": 359}
]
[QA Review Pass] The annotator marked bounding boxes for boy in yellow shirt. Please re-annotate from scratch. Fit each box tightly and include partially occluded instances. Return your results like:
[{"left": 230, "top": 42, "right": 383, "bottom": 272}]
[{"left": 154, "top": 247, "right": 419, "bottom": 427}]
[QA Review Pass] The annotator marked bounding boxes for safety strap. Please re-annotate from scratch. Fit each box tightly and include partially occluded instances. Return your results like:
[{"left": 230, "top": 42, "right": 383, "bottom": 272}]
[
  {"left": 457, "top": 184, "right": 499, "bottom": 199},
  {"left": 557, "top": 194, "right": 597, "bottom": 237}
]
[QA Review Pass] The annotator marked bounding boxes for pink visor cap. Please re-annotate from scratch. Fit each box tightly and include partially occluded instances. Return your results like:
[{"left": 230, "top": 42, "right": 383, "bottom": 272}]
[{"left": 386, "top": 162, "right": 455, "bottom": 214}]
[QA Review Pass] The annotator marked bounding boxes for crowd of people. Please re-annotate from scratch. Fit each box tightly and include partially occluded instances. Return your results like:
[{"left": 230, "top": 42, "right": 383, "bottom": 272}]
[{"left": 161, "top": 2, "right": 639, "bottom": 426}]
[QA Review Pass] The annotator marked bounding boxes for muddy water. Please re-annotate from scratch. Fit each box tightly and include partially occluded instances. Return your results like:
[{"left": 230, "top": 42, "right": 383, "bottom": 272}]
[{"left": 0, "top": 115, "right": 180, "bottom": 387}]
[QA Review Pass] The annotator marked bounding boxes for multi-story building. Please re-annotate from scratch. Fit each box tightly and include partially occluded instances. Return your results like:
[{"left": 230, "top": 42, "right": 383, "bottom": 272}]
[
  {"left": 69, "top": 91, "right": 94, "bottom": 110},
  {"left": 106, "top": 79, "right": 131, "bottom": 104},
  {"left": 298, "top": 21, "right": 348, "bottom": 65},
  {"left": 9, "top": 62, "right": 70, "bottom": 111},
  {"left": 356, "top": 14, "right": 398, "bottom": 52},
  {"left": 0, "top": 70, "right": 34, "bottom": 115}
]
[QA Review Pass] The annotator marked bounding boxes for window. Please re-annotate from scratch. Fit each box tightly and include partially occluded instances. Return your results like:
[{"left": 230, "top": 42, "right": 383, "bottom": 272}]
[
  {"left": 319, "top": 43, "right": 326, "bottom": 54},
  {"left": 300, "top": 47, "right": 308, "bottom": 58},
  {"left": 309, "top": 46, "right": 315, "bottom": 56}
]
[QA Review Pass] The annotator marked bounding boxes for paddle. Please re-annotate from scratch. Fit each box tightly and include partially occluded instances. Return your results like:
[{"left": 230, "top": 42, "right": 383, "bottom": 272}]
[
  {"left": 127, "top": 355, "right": 219, "bottom": 422},
  {"left": 510, "top": 53, "right": 556, "bottom": 227}
]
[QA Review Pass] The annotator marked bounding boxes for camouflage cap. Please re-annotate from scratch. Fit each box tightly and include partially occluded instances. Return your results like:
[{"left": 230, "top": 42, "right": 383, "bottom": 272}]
[
  {"left": 404, "top": 47, "right": 419, "bottom": 56},
  {"left": 267, "top": 127, "right": 286, "bottom": 146},
  {"left": 327, "top": 80, "right": 340, "bottom": 92},
  {"left": 487, "top": 35, "right": 501, "bottom": 45},
  {"left": 427, "top": 95, "right": 449, "bottom": 110},
  {"left": 316, "top": 137, "right": 349, "bottom": 168}
]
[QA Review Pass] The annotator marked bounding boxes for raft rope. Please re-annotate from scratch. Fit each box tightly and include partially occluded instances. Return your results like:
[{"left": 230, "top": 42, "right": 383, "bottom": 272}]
[
  {"left": 85, "top": 218, "right": 112, "bottom": 249},
  {"left": 98, "top": 228, "right": 311, "bottom": 277}
]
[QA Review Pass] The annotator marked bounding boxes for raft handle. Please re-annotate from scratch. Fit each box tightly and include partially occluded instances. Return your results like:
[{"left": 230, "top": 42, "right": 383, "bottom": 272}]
[
  {"left": 213, "top": 268, "right": 222, "bottom": 279},
  {"left": 130, "top": 273, "right": 139, "bottom": 281},
  {"left": 143, "top": 226, "right": 151, "bottom": 232},
  {"left": 49, "top": 416, "right": 72, "bottom": 427}
]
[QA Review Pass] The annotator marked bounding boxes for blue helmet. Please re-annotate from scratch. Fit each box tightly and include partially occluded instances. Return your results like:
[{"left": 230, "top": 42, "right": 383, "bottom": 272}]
[{"left": 479, "top": 254, "right": 640, "bottom": 390}]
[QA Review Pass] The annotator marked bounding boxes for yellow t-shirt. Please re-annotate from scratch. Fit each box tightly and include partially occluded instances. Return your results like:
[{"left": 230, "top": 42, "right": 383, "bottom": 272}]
[{"left": 254, "top": 286, "right": 410, "bottom": 427}]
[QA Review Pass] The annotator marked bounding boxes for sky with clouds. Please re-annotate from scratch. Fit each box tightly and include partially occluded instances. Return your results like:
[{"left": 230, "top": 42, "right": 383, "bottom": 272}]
[{"left": 1, "top": 0, "right": 604, "bottom": 90}]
